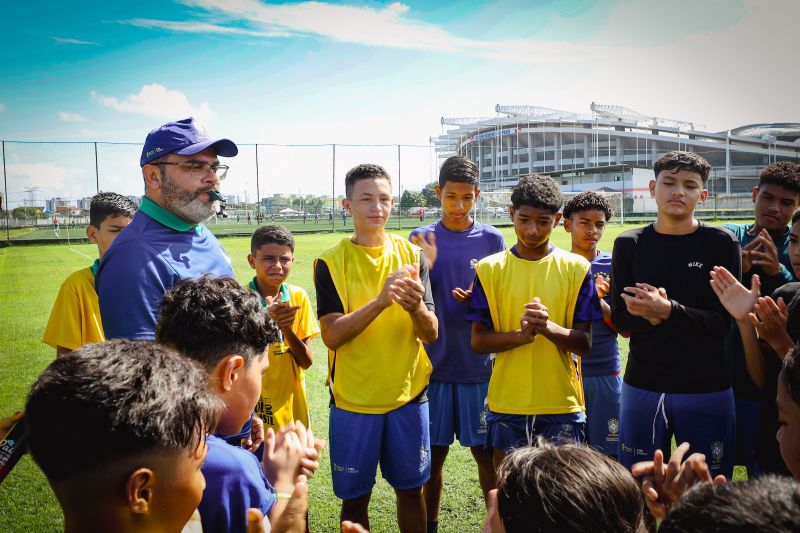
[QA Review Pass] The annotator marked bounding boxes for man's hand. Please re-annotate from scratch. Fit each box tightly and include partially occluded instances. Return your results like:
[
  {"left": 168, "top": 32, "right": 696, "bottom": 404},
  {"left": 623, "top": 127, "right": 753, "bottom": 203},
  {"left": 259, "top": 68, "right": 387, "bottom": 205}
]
[
  {"left": 388, "top": 264, "right": 427, "bottom": 314},
  {"left": 452, "top": 287, "right": 473, "bottom": 304},
  {"left": 743, "top": 229, "right": 781, "bottom": 276},
  {"left": 267, "top": 300, "right": 301, "bottom": 331},
  {"left": 522, "top": 297, "right": 549, "bottom": 334},
  {"left": 631, "top": 442, "right": 726, "bottom": 519},
  {"left": 621, "top": 283, "right": 671, "bottom": 325},
  {"left": 411, "top": 232, "right": 437, "bottom": 270},
  {"left": 594, "top": 272, "right": 610, "bottom": 299},
  {"left": 376, "top": 269, "right": 409, "bottom": 309},
  {"left": 710, "top": 267, "right": 760, "bottom": 321},
  {"left": 244, "top": 414, "right": 265, "bottom": 453},
  {"left": 750, "top": 296, "right": 792, "bottom": 356}
]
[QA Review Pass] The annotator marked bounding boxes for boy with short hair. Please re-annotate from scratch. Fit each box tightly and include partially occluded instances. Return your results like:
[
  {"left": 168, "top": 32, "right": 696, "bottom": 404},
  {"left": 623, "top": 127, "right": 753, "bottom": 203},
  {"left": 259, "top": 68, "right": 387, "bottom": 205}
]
[
  {"left": 409, "top": 155, "right": 505, "bottom": 532},
  {"left": 156, "top": 275, "right": 316, "bottom": 533},
  {"left": 483, "top": 440, "right": 647, "bottom": 533},
  {"left": 42, "top": 191, "right": 136, "bottom": 355},
  {"left": 314, "top": 163, "right": 438, "bottom": 532},
  {"left": 247, "top": 224, "right": 320, "bottom": 432},
  {"left": 25, "top": 339, "right": 223, "bottom": 533},
  {"left": 722, "top": 161, "right": 800, "bottom": 472},
  {"left": 563, "top": 191, "right": 621, "bottom": 457},
  {"left": 468, "top": 174, "right": 600, "bottom": 466},
  {"left": 611, "top": 150, "right": 741, "bottom": 478}
]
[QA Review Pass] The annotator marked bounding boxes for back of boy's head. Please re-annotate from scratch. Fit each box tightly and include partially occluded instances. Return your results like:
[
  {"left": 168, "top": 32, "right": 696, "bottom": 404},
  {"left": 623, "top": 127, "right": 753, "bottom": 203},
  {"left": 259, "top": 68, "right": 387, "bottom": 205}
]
[
  {"left": 89, "top": 191, "right": 137, "bottom": 228},
  {"left": 758, "top": 161, "right": 800, "bottom": 195},
  {"left": 510, "top": 174, "right": 562, "bottom": 213},
  {"left": 659, "top": 475, "right": 800, "bottom": 533},
  {"left": 653, "top": 151, "right": 711, "bottom": 184},
  {"left": 25, "top": 339, "right": 221, "bottom": 488},
  {"left": 562, "top": 191, "right": 613, "bottom": 222},
  {"left": 251, "top": 224, "right": 295, "bottom": 254},
  {"left": 344, "top": 163, "right": 391, "bottom": 198},
  {"left": 156, "top": 275, "right": 279, "bottom": 368},
  {"left": 439, "top": 155, "right": 478, "bottom": 188},
  {"left": 496, "top": 440, "right": 645, "bottom": 533}
]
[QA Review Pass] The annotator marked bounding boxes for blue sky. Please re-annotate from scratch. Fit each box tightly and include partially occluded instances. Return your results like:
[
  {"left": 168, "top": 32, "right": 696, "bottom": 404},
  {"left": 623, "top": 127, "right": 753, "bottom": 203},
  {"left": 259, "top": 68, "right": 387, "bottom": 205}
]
[{"left": 0, "top": 0, "right": 797, "bottom": 202}]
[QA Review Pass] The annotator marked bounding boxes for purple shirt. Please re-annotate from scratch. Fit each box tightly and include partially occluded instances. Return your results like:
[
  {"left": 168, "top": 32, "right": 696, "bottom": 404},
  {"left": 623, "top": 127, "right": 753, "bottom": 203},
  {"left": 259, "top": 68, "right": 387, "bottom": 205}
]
[
  {"left": 582, "top": 252, "right": 620, "bottom": 377},
  {"left": 410, "top": 221, "right": 505, "bottom": 383}
]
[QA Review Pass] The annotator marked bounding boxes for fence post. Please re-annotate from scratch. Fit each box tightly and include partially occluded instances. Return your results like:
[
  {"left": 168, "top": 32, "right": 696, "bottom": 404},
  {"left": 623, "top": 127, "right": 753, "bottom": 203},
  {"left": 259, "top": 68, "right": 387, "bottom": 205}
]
[
  {"left": 94, "top": 142, "right": 100, "bottom": 192},
  {"left": 255, "top": 144, "right": 260, "bottom": 216},
  {"left": 331, "top": 144, "right": 336, "bottom": 233},
  {"left": 2, "top": 141, "right": 8, "bottom": 244}
]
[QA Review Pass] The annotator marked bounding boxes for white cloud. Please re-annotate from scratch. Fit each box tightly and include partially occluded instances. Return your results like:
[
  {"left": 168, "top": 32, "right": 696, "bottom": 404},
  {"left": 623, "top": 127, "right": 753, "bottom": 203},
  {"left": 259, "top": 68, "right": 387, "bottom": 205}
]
[
  {"left": 125, "top": 0, "right": 620, "bottom": 64},
  {"left": 51, "top": 36, "right": 98, "bottom": 45},
  {"left": 91, "top": 83, "right": 214, "bottom": 122},
  {"left": 6, "top": 163, "right": 86, "bottom": 193},
  {"left": 58, "top": 112, "right": 87, "bottom": 123}
]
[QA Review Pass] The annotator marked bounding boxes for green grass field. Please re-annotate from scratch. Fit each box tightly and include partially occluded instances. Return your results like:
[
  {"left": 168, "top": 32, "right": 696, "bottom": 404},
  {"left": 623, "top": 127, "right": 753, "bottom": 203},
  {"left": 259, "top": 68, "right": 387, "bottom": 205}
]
[{"left": 0, "top": 222, "right": 744, "bottom": 532}]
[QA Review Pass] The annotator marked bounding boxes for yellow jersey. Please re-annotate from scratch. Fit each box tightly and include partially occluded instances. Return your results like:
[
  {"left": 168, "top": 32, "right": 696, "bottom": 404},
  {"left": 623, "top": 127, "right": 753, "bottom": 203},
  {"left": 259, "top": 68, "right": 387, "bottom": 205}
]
[
  {"left": 315, "top": 234, "right": 432, "bottom": 414},
  {"left": 42, "top": 264, "right": 104, "bottom": 351},
  {"left": 475, "top": 247, "right": 590, "bottom": 415}
]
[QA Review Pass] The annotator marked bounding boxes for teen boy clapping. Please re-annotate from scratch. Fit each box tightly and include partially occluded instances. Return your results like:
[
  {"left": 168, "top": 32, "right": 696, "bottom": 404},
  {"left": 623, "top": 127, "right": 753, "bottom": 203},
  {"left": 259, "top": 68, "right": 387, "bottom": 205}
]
[{"left": 611, "top": 151, "right": 741, "bottom": 478}]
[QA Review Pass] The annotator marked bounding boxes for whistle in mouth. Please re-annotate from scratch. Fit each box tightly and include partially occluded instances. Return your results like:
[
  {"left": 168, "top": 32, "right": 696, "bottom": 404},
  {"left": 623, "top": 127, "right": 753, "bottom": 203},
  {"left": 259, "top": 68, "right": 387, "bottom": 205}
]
[{"left": 208, "top": 189, "right": 225, "bottom": 201}]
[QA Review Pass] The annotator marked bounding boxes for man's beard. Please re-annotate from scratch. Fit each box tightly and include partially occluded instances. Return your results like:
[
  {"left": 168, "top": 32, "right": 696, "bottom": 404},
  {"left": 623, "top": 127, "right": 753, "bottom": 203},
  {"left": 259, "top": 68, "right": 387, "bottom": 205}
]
[{"left": 160, "top": 171, "right": 218, "bottom": 225}]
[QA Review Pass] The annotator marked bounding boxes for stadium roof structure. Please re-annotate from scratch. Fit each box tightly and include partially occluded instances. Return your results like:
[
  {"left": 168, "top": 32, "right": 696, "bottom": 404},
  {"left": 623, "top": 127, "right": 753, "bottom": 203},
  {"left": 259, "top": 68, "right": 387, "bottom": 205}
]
[{"left": 729, "top": 123, "right": 800, "bottom": 142}]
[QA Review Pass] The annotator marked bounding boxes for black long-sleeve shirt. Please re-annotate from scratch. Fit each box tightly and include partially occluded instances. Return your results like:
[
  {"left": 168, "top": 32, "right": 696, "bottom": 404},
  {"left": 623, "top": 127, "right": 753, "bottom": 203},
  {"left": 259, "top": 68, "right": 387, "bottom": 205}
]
[{"left": 610, "top": 223, "right": 741, "bottom": 393}]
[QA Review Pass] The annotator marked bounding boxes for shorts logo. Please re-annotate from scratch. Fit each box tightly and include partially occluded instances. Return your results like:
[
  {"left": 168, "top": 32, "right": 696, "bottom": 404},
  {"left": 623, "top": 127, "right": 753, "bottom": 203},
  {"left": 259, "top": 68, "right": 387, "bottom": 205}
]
[
  {"left": 620, "top": 442, "right": 633, "bottom": 454},
  {"left": 419, "top": 446, "right": 429, "bottom": 472},
  {"left": 479, "top": 408, "right": 488, "bottom": 431},
  {"left": 711, "top": 441, "right": 724, "bottom": 463},
  {"left": 607, "top": 417, "right": 619, "bottom": 436},
  {"left": 332, "top": 462, "right": 359, "bottom": 474},
  {"left": 470, "top": 258, "right": 478, "bottom": 270},
  {"left": 560, "top": 424, "right": 573, "bottom": 436}
]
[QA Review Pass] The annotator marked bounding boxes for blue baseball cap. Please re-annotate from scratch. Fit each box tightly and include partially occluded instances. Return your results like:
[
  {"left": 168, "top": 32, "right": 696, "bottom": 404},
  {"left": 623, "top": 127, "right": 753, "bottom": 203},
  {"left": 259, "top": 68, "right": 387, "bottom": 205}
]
[{"left": 140, "top": 117, "right": 238, "bottom": 167}]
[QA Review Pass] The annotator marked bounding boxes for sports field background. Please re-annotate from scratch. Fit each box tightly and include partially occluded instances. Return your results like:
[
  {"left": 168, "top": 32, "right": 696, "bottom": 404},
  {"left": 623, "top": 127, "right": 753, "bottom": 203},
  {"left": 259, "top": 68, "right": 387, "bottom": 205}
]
[{"left": 0, "top": 223, "right": 746, "bottom": 532}]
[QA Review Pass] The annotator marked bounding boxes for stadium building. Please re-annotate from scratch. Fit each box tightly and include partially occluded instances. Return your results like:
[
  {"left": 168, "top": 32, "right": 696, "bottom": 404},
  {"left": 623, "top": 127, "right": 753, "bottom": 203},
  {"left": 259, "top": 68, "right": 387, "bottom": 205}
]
[{"left": 433, "top": 103, "right": 800, "bottom": 215}]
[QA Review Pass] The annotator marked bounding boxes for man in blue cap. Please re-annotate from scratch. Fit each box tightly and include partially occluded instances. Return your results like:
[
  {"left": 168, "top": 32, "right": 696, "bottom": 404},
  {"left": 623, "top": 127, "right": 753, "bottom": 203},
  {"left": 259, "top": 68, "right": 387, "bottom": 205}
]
[{"left": 96, "top": 117, "right": 239, "bottom": 340}]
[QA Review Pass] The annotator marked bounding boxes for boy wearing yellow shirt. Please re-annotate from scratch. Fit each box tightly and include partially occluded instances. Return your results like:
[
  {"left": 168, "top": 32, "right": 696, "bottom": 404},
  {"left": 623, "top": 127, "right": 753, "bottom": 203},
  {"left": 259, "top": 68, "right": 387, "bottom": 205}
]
[
  {"left": 42, "top": 192, "right": 136, "bottom": 355},
  {"left": 468, "top": 175, "right": 601, "bottom": 467},
  {"left": 247, "top": 225, "right": 319, "bottom": 432},
  {"left": 314, "top": 163, "right": 438, "bottom": 532}
]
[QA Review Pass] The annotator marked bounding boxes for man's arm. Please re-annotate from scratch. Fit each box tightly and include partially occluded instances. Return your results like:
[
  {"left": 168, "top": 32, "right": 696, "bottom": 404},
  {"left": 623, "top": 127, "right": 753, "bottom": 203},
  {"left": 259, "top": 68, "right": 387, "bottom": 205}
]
[
  {"left": 610, "top": 235, "right": 653, "bottom": 334},
  {"left": 471, "top": 321, "right": 534, "bottom": 354},
  {"left": 523, "top": 297, "right": 592, "bottom": 356}
]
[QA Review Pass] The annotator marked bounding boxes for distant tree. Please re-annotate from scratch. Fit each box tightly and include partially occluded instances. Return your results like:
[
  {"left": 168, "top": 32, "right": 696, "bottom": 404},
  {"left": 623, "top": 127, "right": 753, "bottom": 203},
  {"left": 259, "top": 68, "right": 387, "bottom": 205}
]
[
  {"left": 305, "top": 197, "right": 325, "bottom": 212},
  {"left": 400, "top": 190, "right": 425, "bottom": 210},
  {"left": 12, "top": 207, "right": 43, "bottom": 219},
  {"left": 422, "top": 182, "right": 440, "bottom": 207}
]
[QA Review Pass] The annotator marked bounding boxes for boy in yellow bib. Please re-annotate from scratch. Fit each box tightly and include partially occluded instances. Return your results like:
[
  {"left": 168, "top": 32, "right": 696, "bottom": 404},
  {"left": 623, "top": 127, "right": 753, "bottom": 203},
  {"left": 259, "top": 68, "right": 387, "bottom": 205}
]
[
  {"left": 468, "top": 175, "right": 601, "bottom": 467},
  {"left": 314, "top": 163, "right": 438, "bottom": 532},
  {"left": 247, "top": 225, "right": 319, "bottom": 432}
]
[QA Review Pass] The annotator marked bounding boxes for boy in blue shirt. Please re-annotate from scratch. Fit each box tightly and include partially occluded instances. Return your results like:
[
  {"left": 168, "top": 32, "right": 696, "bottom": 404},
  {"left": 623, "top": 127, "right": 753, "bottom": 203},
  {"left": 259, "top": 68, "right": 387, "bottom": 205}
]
[
  {"left": 563, "top": 191, "right": 621, "bottom": 457},
  {"left": 156, "top": 275, "right": 322, "bottom": 532},
  {"left": 410, "top": 155, "right": 505, "bottom": 532}
]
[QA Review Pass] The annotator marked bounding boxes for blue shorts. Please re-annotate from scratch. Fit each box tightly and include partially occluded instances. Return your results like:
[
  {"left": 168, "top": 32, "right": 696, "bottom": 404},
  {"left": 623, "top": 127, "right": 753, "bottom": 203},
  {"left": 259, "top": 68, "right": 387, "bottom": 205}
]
[
  {"left": 584, "top": 374, "right": 622, "bottom": 456},
  {"left": 428, "top": 381, "right": 489, "bottom": 447},
  {"left": 485, "top": 410, "right": 585, "bottom": 454},
  {"left": 734, "top": 398, "right": 759, "bottom": 469},
  {"left": 619, "top": 383, "right": 735, "bottom": 479},
  {"left": 329, "top": 401, "right": 431, "bottom": 499}
]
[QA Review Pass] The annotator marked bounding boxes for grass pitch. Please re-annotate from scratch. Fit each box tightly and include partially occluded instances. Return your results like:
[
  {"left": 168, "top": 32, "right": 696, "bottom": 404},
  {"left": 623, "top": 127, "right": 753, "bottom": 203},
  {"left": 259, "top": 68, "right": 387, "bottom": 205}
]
[{"left": 0, "top": 222, "right": 744, "bottom": 532}]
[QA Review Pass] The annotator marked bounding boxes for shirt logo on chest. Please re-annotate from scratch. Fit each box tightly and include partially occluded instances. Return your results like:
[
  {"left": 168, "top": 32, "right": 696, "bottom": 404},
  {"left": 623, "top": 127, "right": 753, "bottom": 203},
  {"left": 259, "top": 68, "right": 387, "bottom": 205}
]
[
  {"left": 687, "top": 261, "right": 704, "bottom": 269},
  {"left": 469, "top": 258, "right": 478, "bottom": 270}
]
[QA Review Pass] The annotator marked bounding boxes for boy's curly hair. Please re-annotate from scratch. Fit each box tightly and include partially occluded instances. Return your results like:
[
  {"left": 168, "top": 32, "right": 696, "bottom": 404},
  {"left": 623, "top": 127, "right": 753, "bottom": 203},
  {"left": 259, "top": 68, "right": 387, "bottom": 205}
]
[
  {"left": 510, "top": 175, "right": 562, "bottom": 214},
  {"left": 563, "top": 191, "right": 613, "bottom": 222}
]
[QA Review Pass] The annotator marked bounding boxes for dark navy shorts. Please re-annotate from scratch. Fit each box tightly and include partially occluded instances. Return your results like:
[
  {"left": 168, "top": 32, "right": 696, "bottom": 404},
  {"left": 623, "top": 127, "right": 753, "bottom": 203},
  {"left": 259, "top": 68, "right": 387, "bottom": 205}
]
[{"left": 485, "top": 410, "right": 585, "bottom": 454}]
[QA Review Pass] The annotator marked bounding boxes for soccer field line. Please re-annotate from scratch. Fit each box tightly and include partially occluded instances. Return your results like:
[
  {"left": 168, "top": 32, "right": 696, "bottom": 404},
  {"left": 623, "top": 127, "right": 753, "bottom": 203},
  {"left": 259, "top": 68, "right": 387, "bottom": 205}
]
[{"left": 66, "top": 245, "right": 93, "bottom": 260}]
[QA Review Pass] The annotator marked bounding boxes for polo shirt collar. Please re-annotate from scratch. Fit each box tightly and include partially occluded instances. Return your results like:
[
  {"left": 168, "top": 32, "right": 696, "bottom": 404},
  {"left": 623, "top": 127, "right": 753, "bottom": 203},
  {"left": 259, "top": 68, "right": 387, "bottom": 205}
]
[
  {"left": 139, "top": 196, "right": 203, "bottom": 235},
  {"left": 89, "top": 259, "right": 99, "bottom": 277},
  {"left": 248, "top": 277, "right": 290, "bottom": 307}
]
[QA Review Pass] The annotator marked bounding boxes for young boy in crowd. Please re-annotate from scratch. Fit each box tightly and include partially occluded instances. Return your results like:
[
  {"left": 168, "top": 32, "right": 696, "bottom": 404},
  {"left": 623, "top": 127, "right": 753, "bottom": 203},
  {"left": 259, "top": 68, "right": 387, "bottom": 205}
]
[
  {"left": 248, "top": 225, "right": 319, "bottom": 433},
  {"left": 156, "top": 276, "right": 319, "bottom": 533},
  {"left": 468, "top": 174, "right": 600, "bottom": 466},
  {"left": 611, "top": 151, "right": 741, "bottom": 478},
  {"left": 314, "top": 163, "right": 438, "bottom": 532},
  {"left": 42, "top": 191, "right": 136, "bottom": 355},
  {"left": 721, "top": 161, "right": 800, "bottom": 472},
  {"left": 563, "top": 191, "right": 621, "bottom": 457},
  {"left": 482, "top": 440, "right": 646, "bottom": 533},
  {"left": 409, "top": 156, "right": 505, "bottom": 532},
  {"left": 25, "top": 340, "right": 222, "bottom": 533}
]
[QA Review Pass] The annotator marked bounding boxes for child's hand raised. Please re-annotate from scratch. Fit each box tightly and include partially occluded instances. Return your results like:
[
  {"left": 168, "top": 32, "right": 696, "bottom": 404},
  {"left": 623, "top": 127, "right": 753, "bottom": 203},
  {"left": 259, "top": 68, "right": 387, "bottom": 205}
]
[
  {"left": 411, "top": 232, "right": 437, "bottom": 270},
  {"left": 262, "top": 425, "right": 304, "bottom": 493}
]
